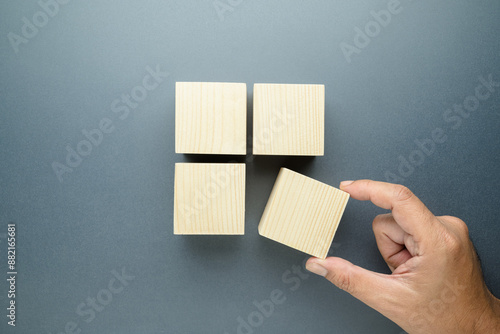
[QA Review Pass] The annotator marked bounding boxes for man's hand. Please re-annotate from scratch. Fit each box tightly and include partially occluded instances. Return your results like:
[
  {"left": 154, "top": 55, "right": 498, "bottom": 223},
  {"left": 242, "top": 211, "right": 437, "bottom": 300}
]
[{"left": 306, "top": 180, "right": 500, "bottom": 334}]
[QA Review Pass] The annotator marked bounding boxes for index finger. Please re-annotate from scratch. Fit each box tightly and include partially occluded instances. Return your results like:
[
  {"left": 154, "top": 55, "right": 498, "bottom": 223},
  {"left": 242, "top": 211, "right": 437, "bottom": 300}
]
[{"left": 340, "top": 180, "right": 437, "bottom": 241}]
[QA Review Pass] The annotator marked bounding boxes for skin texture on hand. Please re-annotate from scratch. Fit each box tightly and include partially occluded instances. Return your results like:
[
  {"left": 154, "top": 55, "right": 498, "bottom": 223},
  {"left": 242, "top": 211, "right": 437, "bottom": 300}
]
[{"left": 306, "top": 180, "right": 500, "bottom": 334}]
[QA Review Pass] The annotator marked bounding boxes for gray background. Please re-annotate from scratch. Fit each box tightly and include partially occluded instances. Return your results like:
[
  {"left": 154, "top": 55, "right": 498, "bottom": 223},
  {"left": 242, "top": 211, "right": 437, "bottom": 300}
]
[{"left": 1, "top": 0, "right": 499, "bottom": 333}]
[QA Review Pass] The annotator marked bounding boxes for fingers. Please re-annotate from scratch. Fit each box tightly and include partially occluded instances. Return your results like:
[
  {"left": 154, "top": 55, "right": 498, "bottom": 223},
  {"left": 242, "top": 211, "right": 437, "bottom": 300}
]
[
  {"left": 306, "top": 257, "right": 403, "bottom": 317},
  {"left": 340, "top": 180, "right": 437, "bottom": 244},
  {"left": 372, "top": 214, "right": 413, "bottom": 272}
]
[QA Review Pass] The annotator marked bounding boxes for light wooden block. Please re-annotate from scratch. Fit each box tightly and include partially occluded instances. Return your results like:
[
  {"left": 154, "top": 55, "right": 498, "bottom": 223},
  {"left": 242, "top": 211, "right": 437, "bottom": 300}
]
[
  {"left": 174, "top": 163, "right": 245, "bottom": 235},
  {"left": 258, "top": 168, "right": 349, "bottom": 258},
  {"left": 253, "top": 83, "right": 324, "bottom": 156},
  {"left": 175, "top": 82, "right": 247, "bottom": 155}
]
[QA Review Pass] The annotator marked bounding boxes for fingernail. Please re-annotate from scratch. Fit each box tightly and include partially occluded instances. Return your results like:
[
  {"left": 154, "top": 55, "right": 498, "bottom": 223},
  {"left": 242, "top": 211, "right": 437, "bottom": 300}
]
[
  {"left": 340, "top": 180, "right": 354, "bottom": 188},
  {"left": 306, "top": 262, "right": 328, "bottom": 277}
]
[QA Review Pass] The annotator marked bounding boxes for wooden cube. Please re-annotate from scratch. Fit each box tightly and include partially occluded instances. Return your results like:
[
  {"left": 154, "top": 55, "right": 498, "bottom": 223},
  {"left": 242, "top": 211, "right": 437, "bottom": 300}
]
[
  {"left": 253, "top": 84, "right": 324, "bottom": 156},
  {"left": 258, "top": 168, "right": 349, "bottom": 258},
  {"left": 175, "top": 82, "right": 247, "bottom": 155},
  {"left": 174, "top": 163, "right": 245, "bottom": 235}
]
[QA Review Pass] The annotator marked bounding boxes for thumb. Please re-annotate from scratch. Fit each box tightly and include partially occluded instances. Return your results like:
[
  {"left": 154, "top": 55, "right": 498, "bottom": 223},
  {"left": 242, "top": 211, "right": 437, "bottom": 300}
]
[{"left": 306, "top": 257, "right": 401, "bottom": 315}]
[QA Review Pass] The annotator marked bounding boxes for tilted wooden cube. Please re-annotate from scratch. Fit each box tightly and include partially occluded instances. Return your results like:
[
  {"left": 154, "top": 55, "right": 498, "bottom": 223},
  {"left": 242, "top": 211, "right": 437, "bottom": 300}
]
[
  {"left": 258, "top": 168, "right": 349, "bottom": 258},
  {"left": 175, "top": 82, "right": 247, "bottom": 155},
  {"left": 174, "top": 163, "right": 245, "bottom": 235},
  {"left": 253, "top": 83, "right": 324, "bottom": 156}
]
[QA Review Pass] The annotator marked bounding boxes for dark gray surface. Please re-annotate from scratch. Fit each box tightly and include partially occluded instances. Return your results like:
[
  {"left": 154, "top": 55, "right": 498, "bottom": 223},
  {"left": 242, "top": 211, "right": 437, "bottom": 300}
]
[{"left": 1, "top": 1, "right": 499, "bottom": 333}]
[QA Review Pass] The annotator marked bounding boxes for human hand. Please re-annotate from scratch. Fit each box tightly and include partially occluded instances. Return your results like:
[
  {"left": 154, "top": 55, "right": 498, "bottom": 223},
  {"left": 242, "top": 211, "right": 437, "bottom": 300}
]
[{"left": 305, "top": 180, "right": 500, "bottom": 334}]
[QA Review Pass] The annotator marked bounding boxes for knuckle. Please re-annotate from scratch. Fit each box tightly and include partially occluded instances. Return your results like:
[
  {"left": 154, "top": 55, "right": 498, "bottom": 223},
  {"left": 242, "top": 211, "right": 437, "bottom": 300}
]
[
  {"left": 442, "top": 231, "right": 463, "bottom": 256},
  {"left": 458, "top": 220, "right": 469, "bottom": 236},
  {"left": 394, "top": 185, "right": 414, "bottom": 203},
  {"left": 328, "top": 271, "right": 355, "bottom": 294},
  {"left": 364, "top": 179, "right": 374, "bottom": 188},
  {"left": 453, "top": 218, "right": 469, "bottom": 236},
  {"left": 441, "top": 216, "right": 470, "bottom": 237}
]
